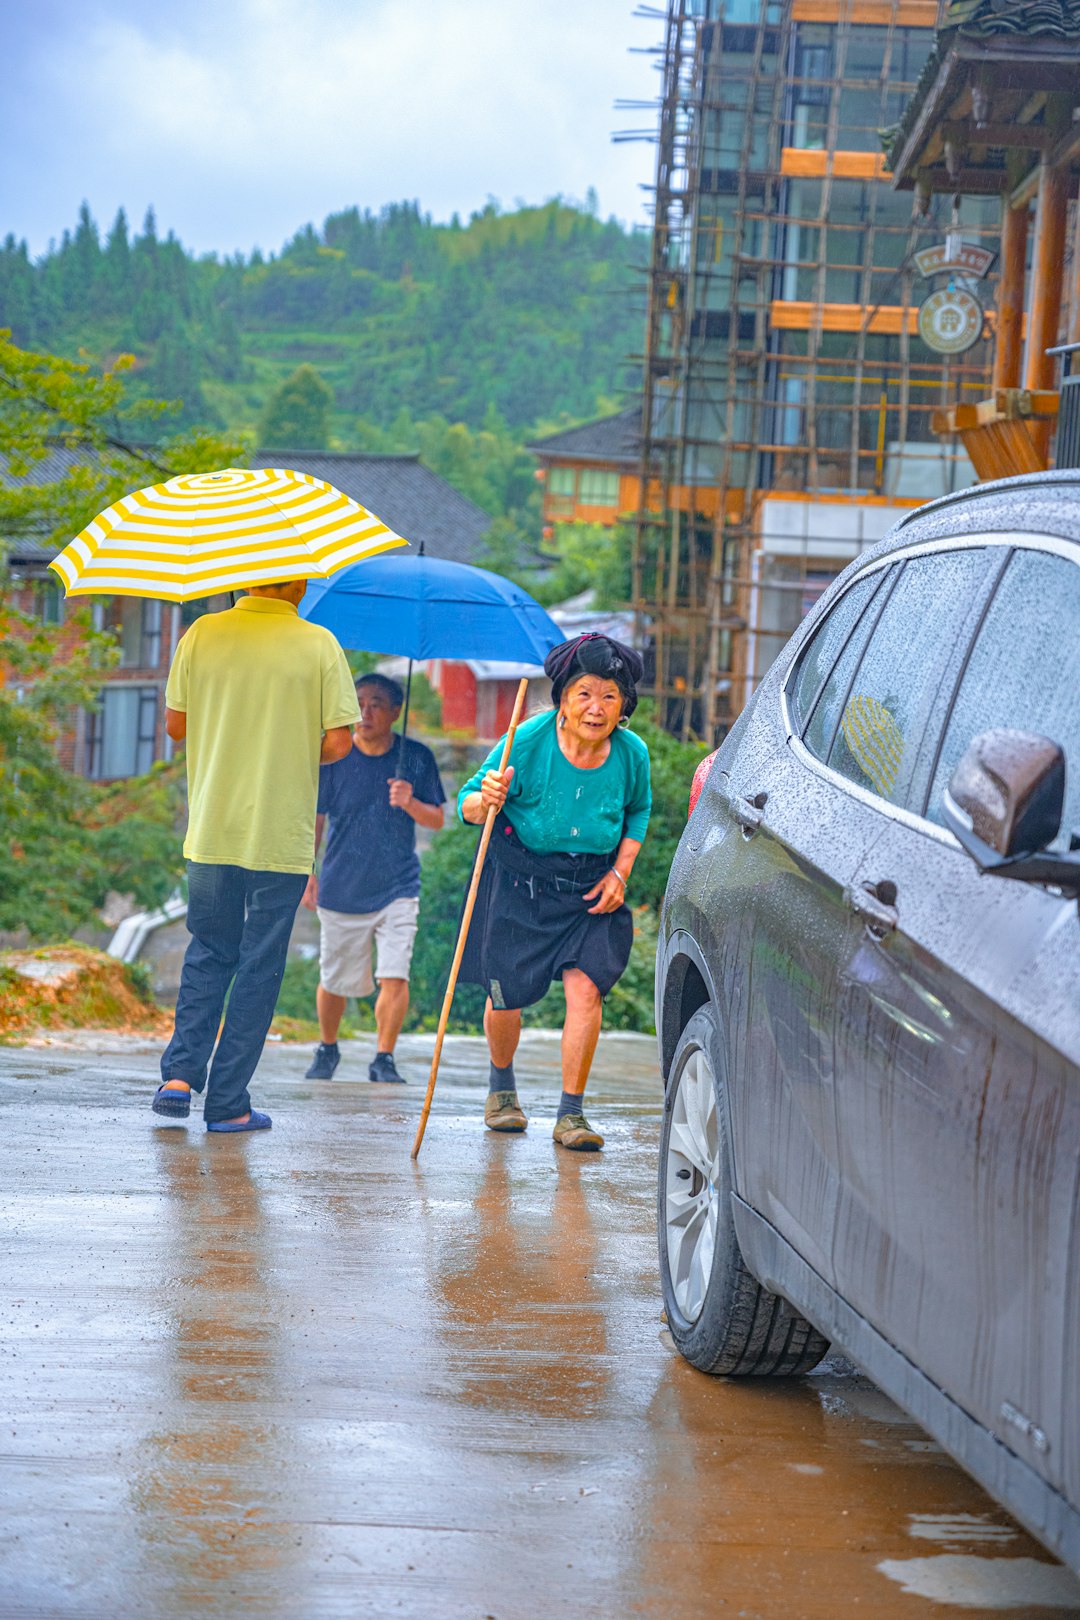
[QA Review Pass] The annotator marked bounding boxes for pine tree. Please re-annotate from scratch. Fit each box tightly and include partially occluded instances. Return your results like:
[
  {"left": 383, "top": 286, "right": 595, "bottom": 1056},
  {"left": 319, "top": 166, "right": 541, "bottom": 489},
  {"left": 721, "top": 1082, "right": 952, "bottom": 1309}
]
[
  {"left": 149, "top": 324, "right": 213, "bottom": 426},
  {"left": 0, "top": 236, "right": 38, "bottom": 345},
  {"left": 211, "top": 303, "right": 243, "bottom": 381},
  {"left": 103, "top": 208, "right": 132, "bottom": 313},
  {"left": 257, "top": 364, "right": 333, "bottom": 449}
]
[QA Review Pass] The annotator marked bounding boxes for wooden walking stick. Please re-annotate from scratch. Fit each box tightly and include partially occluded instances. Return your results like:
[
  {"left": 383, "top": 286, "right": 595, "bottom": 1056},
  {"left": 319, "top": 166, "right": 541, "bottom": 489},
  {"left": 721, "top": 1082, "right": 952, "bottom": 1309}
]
[{"left": 411, "top": 676, "right": 530, "bottom": 1160}]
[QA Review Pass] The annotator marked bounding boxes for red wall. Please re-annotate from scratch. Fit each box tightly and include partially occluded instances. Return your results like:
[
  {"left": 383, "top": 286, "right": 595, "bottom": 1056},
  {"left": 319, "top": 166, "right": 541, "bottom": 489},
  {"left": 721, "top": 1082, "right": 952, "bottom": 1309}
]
[
  {"left": 438, "top": 661, "right": 479, "bottom": 732},
  {"left": 430, "top": 661, "right": 524, "bottom": 740},
  {"left": 494, "top": 682, "right": 519, "bottom": 737}
]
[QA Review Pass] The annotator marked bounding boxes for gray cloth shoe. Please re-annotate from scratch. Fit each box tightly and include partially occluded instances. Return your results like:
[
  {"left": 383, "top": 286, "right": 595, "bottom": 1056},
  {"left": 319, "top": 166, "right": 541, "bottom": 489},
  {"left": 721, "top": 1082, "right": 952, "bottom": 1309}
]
[
  {"left": 553, "top": 1111, "right": 604, "bottom": 1151},
  {"left": 484, "top": 1090, "right": 528, "bottom": 1132}
]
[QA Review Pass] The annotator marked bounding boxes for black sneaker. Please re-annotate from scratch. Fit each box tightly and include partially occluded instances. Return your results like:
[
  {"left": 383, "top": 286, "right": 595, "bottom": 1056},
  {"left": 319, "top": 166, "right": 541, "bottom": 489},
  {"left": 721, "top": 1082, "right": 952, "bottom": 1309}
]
[
  {"left": 305, "top": 1042, "right": 340, "bottom": 1080},
  {"left": 369, "top": 1051, "right": 406, "bottom": 1084}
]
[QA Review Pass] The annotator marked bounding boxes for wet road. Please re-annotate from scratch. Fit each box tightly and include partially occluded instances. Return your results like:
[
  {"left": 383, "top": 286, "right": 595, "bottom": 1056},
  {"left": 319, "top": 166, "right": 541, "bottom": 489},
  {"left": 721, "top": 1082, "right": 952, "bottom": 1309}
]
[{"left": 2, "top": 1031, "right": 1079, "bottom": 1619}]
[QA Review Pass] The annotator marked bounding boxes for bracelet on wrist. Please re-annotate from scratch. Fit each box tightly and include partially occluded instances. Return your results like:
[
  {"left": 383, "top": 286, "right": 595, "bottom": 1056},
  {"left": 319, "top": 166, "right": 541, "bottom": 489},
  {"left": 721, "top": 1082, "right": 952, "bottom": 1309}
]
[{"left": 609, "top": 867, "right": 627, "bottom": 888}]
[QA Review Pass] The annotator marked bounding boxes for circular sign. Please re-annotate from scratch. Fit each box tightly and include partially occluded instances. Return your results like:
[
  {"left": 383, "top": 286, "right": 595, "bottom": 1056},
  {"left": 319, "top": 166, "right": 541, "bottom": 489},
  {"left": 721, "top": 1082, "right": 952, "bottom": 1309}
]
[{"left": 917, "top": 286, "right": 984, "bottom": 355}]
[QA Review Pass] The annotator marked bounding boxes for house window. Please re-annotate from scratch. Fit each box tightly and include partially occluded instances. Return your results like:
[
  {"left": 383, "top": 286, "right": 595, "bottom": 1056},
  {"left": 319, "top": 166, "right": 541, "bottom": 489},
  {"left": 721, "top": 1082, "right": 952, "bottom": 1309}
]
[
  {"left": 115, "top": 598, "right": 163, "bottom": 668},
  {"left": 87, "top": 686, "right": 159, "bottom": 779},
  {"left": 548, "top": 467, "right": 577, "bottom": 499},
  {"left": 38, "top": 581, "right": 64, "bottom": 625},
  {"left": 578, "top": 469, "right": 619, "bottom": 507},
  {"left": 117, "top": 600, "right": 141, "bottom": 667},
  {"left": 141, "top": 599, "right": 163, "bottom": 667}
]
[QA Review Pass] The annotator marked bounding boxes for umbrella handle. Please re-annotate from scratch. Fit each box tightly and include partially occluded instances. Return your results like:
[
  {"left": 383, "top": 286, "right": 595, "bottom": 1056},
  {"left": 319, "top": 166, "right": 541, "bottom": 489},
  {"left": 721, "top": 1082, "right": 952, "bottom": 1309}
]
[
  {"left": 396, "top": 659, "right": 413, "bottom": 783},
  {"left": 411, "top": 676, "right": 530, "bottom": 1160}
]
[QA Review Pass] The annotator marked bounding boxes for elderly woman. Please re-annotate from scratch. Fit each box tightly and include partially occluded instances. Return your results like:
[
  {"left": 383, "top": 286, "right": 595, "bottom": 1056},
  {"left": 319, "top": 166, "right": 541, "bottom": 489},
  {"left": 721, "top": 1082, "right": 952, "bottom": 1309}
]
[{"left": 457, "top": 633, "right": 652, "bottom": 1150}]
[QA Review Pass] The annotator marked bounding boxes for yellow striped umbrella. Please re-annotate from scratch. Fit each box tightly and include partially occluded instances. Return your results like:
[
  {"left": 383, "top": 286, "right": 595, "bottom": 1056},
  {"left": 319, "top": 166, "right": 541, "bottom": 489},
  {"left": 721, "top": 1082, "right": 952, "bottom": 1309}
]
[
  {"left": 841, "top": 693, "right": 905, "bottom": 799},
  {"left": 48, "top": 466, "right": 407, "bottom": 601}
]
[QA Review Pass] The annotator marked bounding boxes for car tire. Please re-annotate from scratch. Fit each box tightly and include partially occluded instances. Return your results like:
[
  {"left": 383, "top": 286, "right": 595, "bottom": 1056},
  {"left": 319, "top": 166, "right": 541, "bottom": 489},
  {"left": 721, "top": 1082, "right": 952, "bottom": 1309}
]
[{"left": 658, "top": 1005, "right": 830, "bottom": 1378}]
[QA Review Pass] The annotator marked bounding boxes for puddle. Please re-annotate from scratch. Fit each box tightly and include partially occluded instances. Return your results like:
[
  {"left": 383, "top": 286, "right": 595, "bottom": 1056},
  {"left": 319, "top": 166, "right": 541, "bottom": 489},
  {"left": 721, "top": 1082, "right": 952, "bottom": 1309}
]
[
  {"left": 819, "top": 1383, "right": 919, "bottom": 1427},
  {"left": 908, "top": 1515, "right": 1019, "bottom": 1547},
  {"left": 879, "top": 1555, "right": 1080, "bottom": 1610}
]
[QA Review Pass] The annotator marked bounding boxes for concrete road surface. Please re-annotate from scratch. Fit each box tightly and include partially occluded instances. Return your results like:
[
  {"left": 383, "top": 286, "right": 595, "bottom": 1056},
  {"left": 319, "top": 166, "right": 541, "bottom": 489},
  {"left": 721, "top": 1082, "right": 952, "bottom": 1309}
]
[{"left": 2, "top": 1031, "right": 1079, "bottom": 1619}]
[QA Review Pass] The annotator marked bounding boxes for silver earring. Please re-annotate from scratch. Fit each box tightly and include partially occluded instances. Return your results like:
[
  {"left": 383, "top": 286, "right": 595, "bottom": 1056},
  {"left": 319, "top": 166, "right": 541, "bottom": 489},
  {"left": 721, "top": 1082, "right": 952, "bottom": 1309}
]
[
  {"left": 558, "top": 714, "right": 567, "bottom": 729},
  {"left": 618, "top": 716, "right": 630, "bottom": 729}
]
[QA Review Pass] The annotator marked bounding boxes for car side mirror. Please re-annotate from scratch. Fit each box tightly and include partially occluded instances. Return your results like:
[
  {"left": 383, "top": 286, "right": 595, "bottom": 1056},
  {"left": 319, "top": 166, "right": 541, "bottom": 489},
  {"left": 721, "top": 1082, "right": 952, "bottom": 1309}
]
[
  {"left": 948, "top": 729, "right": 1063, "bottom": 857},
  {"left": 943, "top": 729, "right": 1080, "bottom": 897}
]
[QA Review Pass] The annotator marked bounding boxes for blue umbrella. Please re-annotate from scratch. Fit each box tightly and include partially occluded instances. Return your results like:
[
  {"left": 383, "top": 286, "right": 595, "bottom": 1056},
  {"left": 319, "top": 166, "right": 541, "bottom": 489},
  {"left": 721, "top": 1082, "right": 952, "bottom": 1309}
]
[
  {"left": 299, "top": 551, "right": 561, "bottom": 663},
  {"left": 299, "top": 549, "right": 562, "bottom": 771}
]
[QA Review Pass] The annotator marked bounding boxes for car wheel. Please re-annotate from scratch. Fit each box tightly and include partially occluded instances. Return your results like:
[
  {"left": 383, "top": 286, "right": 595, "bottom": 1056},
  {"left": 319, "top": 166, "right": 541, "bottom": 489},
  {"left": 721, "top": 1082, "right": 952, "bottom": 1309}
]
[{"left": 658, "top": 1005, "right": 830, "bottom": 1377}]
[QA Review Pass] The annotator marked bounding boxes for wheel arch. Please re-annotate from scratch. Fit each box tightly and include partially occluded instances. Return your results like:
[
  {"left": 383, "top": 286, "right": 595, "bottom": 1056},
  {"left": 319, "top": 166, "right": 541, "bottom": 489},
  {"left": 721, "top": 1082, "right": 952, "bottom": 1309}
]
[{"left": 659, "top": 931, "right": 717, "bottom": 1082}]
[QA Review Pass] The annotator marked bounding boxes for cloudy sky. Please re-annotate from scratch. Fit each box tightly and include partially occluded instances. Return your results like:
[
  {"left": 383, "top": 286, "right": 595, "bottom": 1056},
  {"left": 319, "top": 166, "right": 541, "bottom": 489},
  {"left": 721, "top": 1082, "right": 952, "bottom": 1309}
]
[{"left": 2, "top": 0, "right": 660, "bottom": 259}]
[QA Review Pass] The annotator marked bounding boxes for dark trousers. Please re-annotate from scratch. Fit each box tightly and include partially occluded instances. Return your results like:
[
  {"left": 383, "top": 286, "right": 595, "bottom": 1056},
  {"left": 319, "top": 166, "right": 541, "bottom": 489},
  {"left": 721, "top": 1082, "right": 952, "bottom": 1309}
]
[{"left": 161, "top": 862, "right": 307, "bottom": 1123}]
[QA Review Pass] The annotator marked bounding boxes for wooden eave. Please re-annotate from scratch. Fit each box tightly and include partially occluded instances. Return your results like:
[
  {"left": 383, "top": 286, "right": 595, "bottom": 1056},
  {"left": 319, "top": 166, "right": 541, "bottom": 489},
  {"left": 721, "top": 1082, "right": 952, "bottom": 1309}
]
[
  {"left": 533, "top": 449, "right": 640, "bottom": 470},
  {"left": 890, "top": 32, "right": 1080, "bottom": 196}
]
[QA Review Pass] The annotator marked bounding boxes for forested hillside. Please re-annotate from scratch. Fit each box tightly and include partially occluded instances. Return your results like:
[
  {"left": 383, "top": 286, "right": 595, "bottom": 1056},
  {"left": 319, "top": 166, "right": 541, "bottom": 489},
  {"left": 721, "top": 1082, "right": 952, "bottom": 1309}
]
[{"left": 0, "top": 199, "right": 646, "bottom": 446}]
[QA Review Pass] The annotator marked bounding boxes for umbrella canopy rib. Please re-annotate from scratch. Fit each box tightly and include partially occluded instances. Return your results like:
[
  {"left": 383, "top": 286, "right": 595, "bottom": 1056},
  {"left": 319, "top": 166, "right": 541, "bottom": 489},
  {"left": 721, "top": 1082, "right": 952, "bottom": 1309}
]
[{"left": 300, "top": 552, "right": 563, "bottom": 665}]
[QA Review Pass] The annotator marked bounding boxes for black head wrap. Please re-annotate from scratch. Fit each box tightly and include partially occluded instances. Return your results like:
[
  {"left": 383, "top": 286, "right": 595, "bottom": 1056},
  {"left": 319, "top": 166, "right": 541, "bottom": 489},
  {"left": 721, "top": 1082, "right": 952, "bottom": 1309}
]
[{"left": 544, "top": 633, "right": 644, "bottom": 719}]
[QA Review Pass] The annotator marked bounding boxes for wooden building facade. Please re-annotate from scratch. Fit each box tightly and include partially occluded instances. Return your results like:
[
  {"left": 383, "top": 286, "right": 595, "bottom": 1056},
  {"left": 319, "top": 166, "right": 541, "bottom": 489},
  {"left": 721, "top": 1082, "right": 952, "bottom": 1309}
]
[{"left": 887, "top": 0, "right": 1080, "bottom": 479}]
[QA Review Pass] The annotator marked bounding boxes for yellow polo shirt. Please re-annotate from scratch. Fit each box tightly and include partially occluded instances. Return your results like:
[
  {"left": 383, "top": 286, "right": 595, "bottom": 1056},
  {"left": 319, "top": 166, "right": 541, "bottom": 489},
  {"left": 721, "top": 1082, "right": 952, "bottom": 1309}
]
[{"left": 166, "top": 597, "right": 360, "bottom": 874}]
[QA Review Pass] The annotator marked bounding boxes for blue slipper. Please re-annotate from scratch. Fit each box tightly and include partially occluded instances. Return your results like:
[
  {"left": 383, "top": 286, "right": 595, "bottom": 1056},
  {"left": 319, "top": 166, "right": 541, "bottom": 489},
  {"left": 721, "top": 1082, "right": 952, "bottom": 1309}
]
[
  {"left": 206, "top": 1110, "right": 272, "bottom": 1134},
  {"left": 152, "top": 1083, "right": 192, "bottom": 1118}
]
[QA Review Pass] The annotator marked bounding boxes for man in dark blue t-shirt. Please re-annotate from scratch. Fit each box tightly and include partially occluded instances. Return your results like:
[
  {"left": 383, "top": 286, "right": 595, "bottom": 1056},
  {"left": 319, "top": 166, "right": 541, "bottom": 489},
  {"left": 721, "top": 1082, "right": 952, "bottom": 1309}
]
[{"left": 302, "top": 674, "right": 446, "bottom": 1083}]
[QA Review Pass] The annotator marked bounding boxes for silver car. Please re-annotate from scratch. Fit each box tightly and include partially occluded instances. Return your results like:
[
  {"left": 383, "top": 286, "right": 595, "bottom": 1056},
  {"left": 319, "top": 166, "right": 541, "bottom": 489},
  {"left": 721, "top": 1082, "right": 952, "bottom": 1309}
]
[{"left": 655, "top": 471, "right": 1080, "bottom": 1572}]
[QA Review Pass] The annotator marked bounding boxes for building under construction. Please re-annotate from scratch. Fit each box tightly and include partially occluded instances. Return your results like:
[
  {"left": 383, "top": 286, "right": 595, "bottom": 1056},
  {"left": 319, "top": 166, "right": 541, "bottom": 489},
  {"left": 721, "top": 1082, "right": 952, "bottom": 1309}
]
[
  {"left": 631, "top": 0, "right": 1009, "bottom": 739},
  {"left": 530, "top": 0, "right": 1080, "bottom": 742}
]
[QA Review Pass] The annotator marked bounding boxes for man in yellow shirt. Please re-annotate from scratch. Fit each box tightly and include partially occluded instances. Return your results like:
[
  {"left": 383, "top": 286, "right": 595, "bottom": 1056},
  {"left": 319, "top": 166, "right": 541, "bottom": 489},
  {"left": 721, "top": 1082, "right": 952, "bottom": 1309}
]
[{"left": 153, "top": 579, "right": 359, "bottom": 1133}]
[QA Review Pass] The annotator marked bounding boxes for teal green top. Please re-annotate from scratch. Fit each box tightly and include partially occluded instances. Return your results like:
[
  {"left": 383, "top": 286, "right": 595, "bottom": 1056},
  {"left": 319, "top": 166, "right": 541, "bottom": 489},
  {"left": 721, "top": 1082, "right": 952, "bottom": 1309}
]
[{"left": 457, "top": 709, "right": 652, "bottom": 855}]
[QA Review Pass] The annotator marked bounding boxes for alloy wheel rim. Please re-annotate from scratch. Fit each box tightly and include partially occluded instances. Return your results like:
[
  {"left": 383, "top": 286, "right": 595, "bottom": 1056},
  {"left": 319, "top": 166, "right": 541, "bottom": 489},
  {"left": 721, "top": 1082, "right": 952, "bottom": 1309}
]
[{"left": 664, "top": 1047, "right": 720, "bottom": 1324}]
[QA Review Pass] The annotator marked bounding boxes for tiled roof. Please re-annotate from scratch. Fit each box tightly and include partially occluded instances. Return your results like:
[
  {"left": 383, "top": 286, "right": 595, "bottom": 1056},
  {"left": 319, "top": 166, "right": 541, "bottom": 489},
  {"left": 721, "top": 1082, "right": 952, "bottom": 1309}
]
[
  {"left": 3, "top": 445, "right": 494, "bottom": 568},
  {"left": 249, "top": 451, "right": 492, "bottom": 564},
  {"left": 885, "top": 0, "right": 1080, "bottom": 170},
  {"left": 0, "top": 444, "right": 158, "bottom": 566},
  {"left": 527, "top": 408, "right": 642, "bottom": 467},
  {"left": 941, "top": 0, "right": 1080, "bottom": 33},
  {"left": 0, "top": 442, "right": 166, "bottom": 492},
  {"left": 6, "top": 537, "right": 54, "bottom": 565}
]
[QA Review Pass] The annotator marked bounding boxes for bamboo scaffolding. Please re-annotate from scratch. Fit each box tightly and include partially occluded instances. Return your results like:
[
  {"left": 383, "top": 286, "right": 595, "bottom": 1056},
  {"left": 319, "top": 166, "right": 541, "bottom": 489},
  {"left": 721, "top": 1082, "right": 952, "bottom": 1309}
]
[{"left": 630, "top": 0, "right": 995, "bottom": 744}]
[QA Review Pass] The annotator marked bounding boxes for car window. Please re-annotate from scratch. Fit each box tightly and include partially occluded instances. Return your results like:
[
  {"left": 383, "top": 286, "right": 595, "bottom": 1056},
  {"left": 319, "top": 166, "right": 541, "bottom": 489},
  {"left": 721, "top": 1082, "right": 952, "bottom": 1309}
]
[
  {"left": 788, "top": 570, "right": 883, "bottom": 735},
  {"left": 927, "top": 547, "right": 1080, "bottom": 845},
  {"left": 804, "top": 566, "right": 898, "bottom": 764},
  {"left": 826, "top": 549, "right": 990, "bottom": 810}
]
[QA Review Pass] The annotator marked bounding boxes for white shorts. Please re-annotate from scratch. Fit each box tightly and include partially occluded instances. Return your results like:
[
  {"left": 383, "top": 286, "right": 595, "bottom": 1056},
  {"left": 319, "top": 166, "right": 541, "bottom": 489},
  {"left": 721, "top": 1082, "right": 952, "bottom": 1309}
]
[{"left": 316, "top": 898, "right": 420, "bottom": 998}]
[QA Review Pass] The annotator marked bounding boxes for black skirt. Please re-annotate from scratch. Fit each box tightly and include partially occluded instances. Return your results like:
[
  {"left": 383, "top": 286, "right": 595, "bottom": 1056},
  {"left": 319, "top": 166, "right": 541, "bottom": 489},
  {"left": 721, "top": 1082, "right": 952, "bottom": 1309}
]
[{"left": 459, "top": 815, "right": 633, "bottom": 1011}]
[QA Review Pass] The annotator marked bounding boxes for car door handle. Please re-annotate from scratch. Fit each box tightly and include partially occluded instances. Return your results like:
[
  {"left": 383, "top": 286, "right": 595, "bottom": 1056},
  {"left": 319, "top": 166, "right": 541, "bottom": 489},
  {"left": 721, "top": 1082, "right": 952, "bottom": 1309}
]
[
  {"left": 732, "top": 792, "right": 767, "bottom": 837},
  {"left": 845, "top": 880, "right": 899, "bottom": 939}
]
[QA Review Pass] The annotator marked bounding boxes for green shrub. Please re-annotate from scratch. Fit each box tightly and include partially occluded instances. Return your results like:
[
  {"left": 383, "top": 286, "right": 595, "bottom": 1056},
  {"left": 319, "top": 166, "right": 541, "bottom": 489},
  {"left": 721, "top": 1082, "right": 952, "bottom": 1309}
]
[
  {"left": 625, "top": 708, "right": 709, "bottom": 912},
  {"left": 407, "top": 820, "right": 488, "bottom": 1032},
  {"left": 274, "top": 953, "right": 372, "bottom": 1034},
  {"left": 123, "top": 958, "right": 157, "bottom": 1004},
  {"left": 274, "top": 953, "right": 321, "bottom": 1022}
]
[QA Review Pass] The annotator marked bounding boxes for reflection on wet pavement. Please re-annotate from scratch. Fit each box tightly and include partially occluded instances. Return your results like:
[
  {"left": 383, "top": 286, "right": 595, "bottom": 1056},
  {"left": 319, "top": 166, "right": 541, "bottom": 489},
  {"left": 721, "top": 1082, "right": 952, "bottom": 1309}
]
[
  {"left": 1, "top": 1031, "right": 1077, "bottom": 1618},
  {"left": 131, "top": 1132, "right": 294, "bottom": 1604}
]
